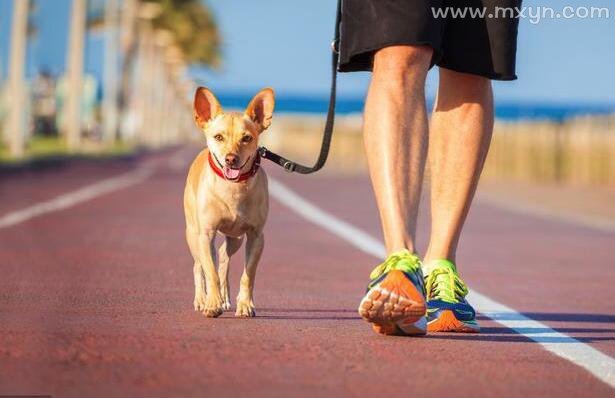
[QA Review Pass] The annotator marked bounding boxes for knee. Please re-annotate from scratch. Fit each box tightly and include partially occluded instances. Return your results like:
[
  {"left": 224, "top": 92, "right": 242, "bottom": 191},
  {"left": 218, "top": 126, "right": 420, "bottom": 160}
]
[
  {"left": 440, "top": 68, "right": 492, "bottom": 95},
  {"left": 373, "top": 45, "right": 433, "bottom": 82},
  {"left": 436, "top": 69, "right": 493, "bottom": 113}
]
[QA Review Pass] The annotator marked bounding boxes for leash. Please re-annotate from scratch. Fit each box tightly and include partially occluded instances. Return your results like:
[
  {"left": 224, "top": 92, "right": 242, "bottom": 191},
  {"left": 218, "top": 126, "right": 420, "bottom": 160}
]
[{"left": 258, "top": 1, "right": 341, "bottom": 174}]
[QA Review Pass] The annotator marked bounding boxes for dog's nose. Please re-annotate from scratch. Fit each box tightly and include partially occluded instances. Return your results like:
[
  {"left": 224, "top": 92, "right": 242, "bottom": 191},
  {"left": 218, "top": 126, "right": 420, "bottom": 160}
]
[{"left": 225, "top": 153, "right": 239, "bottom": 167}]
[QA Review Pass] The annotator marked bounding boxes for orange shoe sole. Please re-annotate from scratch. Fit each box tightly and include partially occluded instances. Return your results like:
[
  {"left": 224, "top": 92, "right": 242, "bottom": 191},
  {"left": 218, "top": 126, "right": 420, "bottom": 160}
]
[
  {"left": 427, "top": 309, "right": 480, "bottom": 333},
  {"left": 358, "top": 270, "right": 426, "bottom": 336}
]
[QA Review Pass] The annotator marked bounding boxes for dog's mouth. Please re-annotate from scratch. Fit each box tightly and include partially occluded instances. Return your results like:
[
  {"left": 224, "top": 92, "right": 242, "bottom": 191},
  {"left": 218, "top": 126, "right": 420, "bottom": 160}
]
[
  {"left": 214, "top": 155, "right": 251, "bottom": 180},
  {"left": 222, "top": 165, "right": 241, "bottom": 180}
]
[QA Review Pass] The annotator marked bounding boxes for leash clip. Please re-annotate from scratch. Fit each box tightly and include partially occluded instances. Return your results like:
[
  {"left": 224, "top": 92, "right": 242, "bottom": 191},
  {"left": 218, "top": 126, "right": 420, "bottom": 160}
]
[
  {"left": 283, "top": 161, "right": 295, "bottom": 173},
  {"left": 331, "top": 39, "right": 339, "bottom": 54},
  {"left": 258, "top": 146, "right": 268, "bottom": 158}
]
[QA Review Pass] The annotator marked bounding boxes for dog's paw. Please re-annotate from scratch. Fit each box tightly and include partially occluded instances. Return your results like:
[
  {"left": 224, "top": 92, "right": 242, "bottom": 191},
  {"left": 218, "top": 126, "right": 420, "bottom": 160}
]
[
  {"left": 194, "top": 294, "right": 207, "bottom": 312},
  {"left": 221, "top": 298, "right": 231, "bottom": 311},
  {"left": 203, "top": 295, "right": 224, "bottom": 318},
  {"left": 235, "top": 300, "right": 256, "bottom": 317}
]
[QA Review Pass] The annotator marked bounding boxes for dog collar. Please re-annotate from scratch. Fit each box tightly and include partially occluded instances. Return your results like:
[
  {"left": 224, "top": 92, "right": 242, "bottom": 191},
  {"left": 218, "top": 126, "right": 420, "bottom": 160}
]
[{"left": 208, "top": 152, "right": 260, "bottom": 183}]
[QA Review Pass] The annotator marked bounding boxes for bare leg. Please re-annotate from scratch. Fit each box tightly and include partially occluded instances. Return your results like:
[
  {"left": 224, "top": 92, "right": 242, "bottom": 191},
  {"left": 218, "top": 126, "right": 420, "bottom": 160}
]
[
  {"left": 363, "top": 45, "right": 432, "bottom": 255},
  {"left": 425, "top": 68, "right": 494, "bottom": 265},
  {"left": 218, "top": 236, "right": 243, "bottom": 310},
  {"left": 236, "top": 230, "right": 264, "bottom": 317}
]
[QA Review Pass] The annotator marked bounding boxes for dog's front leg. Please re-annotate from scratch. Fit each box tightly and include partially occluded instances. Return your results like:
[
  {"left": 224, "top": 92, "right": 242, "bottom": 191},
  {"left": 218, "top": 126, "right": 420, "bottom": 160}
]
[
  {"left": 236, "top": 230, "right": 264, "bottom": 317},
  {"left": 218, "top": 236, "right": 243, "bottom": 310},
  {"left": 186, "top": 230, "right": 207, "bottom": 312},
  {"left": 198, "top": 229, "right": 224, "bottom": 317},
  {"left": 193, "top": 261, "right": 207, "bottom": 311}
]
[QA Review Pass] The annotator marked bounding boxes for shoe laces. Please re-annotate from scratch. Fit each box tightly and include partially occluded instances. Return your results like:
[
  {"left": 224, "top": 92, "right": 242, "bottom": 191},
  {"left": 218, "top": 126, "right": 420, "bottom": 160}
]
[
  {"left": 369, "top": 249, "right": 421, "bottom": 280},
  {"left": 425, "top": 261, "right": 469, "bottom": 303}
]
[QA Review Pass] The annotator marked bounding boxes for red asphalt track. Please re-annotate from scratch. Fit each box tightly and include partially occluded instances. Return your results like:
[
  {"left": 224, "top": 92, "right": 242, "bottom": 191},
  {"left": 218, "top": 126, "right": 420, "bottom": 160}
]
[{"left": 1, "top": 147, "right": 614, "bottom": 397}]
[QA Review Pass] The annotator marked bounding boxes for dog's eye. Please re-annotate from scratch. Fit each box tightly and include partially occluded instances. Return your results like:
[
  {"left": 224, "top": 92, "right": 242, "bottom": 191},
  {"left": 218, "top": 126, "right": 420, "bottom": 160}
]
[
  {"left": 214, "top": 134, "right": 224, "bottom": 142},
  {"left": 241, "top": 135, "right": 253, "bottom": 144}
]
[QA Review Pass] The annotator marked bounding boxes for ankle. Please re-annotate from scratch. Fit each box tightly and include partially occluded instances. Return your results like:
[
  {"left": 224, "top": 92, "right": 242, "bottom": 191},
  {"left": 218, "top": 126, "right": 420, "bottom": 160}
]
[
  {"left": 424, "top": 248, "right": 456, "bottom": 264},
  {"left": 385, "top": 237, "right": 418, "bottom": 257},
  {"left": 387, "top": 246, "right": 417, "bottom": 257},
  {"left": 423, "top": 250, "right": 456, "bottom": 275}
]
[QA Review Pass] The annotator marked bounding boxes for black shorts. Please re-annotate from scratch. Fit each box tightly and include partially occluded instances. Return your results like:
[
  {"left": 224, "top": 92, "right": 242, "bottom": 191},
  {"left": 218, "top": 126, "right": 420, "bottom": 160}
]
[{"left": 338, "top": 0, "right": 521, "bottom": 80}]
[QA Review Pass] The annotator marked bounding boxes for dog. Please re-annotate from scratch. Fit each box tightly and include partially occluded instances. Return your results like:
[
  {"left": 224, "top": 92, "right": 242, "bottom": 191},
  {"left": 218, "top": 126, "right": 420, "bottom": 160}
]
[{"left": 184, "top": 87, "right": 274, "bottom": 318}]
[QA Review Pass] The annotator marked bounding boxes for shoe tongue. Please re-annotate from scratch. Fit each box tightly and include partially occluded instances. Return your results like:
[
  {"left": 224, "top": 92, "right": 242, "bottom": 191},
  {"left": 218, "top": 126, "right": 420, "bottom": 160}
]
[
  {"left": 392, "top": 249, "right": 413, "bottom": 257},
  {"left": 370, "top": 250, "right": 418, "bottom": 280},
  {"left": 223, "top": 166, "right": 241, "bottom": 180}
]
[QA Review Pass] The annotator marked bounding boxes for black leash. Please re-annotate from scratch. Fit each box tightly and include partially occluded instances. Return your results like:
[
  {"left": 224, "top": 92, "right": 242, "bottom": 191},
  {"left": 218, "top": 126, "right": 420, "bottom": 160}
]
[{"left": 258, "top": 2, "right": 340, "bottom": 174}]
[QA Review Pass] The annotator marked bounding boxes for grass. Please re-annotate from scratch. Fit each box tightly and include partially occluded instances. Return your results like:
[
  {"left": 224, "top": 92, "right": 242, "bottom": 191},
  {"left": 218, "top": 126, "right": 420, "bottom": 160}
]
[
  {"left": 263, "top": 114, "right": 615, "bottom": 186},
  {"left": 0, "top": 136, "right": 135, "bottom": 165}
]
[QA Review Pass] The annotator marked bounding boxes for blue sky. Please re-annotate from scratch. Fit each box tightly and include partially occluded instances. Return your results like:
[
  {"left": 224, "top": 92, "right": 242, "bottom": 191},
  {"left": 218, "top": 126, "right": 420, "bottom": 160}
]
[
  {"left": 1, "top": 0, "right": 614, "bottom": 104},
  {"left": 196, "top": 0, "right": 615, "bottom": 104},
  {"left": 0, "top": 0, "right": 104, "bottom": 83}
]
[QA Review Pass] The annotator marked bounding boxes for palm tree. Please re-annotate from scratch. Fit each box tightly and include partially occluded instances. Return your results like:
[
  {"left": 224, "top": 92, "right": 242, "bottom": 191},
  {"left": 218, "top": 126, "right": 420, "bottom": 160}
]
[
  {"left": 4, "top": 0, "right": 30, "bottom": 157},
  {"left": 147, "top": 0, "right": 220, "bottom": 66},
  {"left": 64, "top": 0, "right": 86, "bottom": 151},
  {"left": 102, "top": 0, "right": 120, "bottom": 143},
  {"left": 118, "top": 0, "right": 220, "bottom": 123}
]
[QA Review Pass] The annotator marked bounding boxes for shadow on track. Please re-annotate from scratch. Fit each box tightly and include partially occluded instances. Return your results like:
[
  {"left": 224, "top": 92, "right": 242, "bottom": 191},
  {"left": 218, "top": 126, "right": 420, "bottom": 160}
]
[
  {"left": 214, "top": 309, "right": 615, "bottom": 341},
  {"left": 255, "top": 308, "right": 360, "bottom": 320},
  {"left": 477, "top": 313, "right": 615, "bottom": 323},
  {"left": 425, "top": 335, "right": 615, "bottom": 343}
]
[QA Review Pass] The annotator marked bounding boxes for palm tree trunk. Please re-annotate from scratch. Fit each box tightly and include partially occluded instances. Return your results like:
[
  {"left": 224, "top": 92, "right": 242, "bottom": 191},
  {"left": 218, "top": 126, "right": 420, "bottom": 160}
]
[
  {"left": 65, "top": 0, "right": 86, "bottom": 151},
  {"left": 103, "top": 0, "right": 119, "bottom": 144},
  {"left": 118, "top": 0, "right": 139, "bottom": 128},
  {"left": 5, "top": 0, "right": 30, "bottom": 158}
]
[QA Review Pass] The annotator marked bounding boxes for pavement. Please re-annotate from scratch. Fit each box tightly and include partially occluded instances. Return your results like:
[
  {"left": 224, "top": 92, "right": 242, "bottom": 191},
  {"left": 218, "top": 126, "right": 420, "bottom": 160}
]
[{"left": 1, "top": 146, "right": 614, "bottom": 398}]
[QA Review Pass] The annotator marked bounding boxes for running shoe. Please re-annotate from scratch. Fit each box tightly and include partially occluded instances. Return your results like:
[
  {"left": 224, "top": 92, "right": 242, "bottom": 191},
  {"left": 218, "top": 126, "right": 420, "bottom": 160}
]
[
  {"left": 358, "top": 249, "right": 427, "bottom": 335},
  {"left": 424, "top": 259, "right": 480, "bottom": 333}
]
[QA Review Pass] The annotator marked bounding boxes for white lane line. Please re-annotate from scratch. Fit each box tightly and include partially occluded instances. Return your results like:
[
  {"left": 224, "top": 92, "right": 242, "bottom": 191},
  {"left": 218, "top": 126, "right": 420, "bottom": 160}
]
[
  {"left": 268, "top": 177, "right": 615, "bottom": 389},
  {"left": 471, "top": 295, "right": 615, "bottom": 386},
  {"left": 0, "top": 165, "right": 154, "bottom": 230}
]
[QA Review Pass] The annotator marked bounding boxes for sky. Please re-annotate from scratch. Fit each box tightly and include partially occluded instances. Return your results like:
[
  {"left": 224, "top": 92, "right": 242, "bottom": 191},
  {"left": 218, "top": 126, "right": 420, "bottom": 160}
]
[
  {"left": 196, "top": 0, "right": 615, "bottom": 104},
  {"left": 0, "top": 0, "right": 104, "bottom": 84},
  {"left": 1, "top": 0, "right": 614, "bottom": 105}
]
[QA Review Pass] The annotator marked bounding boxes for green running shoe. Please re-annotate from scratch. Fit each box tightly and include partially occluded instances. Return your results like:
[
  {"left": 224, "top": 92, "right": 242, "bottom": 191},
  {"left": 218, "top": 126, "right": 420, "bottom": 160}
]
[
  {"left": 358, "top": 249, "right": 427, "bottom": 335},
  {"left": 424, "top": 259, "right": 480, "bottom": 333}
]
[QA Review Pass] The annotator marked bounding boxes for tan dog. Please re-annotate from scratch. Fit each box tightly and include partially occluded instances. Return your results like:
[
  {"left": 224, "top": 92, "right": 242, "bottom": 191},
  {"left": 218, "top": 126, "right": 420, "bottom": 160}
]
[{"left": 184, "top": 87, "right": 274, "bottom": 318}]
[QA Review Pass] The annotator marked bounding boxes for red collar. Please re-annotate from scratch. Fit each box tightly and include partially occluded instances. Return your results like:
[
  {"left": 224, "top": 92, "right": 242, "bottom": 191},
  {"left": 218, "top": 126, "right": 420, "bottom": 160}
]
[{"left": 208, "top": 151, "right": 260, "bottom": 182}]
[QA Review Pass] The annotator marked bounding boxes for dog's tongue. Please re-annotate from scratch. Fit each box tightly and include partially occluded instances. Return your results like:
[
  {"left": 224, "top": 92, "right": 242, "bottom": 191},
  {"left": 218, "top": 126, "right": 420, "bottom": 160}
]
[{"left": 223, "top": 166, "right": 241, "bottom": 180}]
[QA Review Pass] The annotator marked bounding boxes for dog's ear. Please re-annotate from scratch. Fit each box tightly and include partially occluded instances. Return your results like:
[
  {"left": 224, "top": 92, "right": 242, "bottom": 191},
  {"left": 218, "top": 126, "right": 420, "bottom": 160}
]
[
  {"left": 245, "top": 88, "right": 275, "bottom": 131},
  {"left": 194, "top": 87, "right": 222, "bottom": 129}
]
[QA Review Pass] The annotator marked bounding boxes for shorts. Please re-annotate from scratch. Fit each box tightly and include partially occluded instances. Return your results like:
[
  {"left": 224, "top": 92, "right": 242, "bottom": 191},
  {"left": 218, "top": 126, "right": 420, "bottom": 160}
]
[{"left": 338, "top": 0, "right": 521, "bottom": 80}]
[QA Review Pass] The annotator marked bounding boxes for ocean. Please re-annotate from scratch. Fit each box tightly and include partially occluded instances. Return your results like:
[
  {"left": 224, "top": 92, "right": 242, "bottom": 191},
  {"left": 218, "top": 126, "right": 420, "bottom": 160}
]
[{"left": 216, "top": 93, "right": 615, "bottom": 123}]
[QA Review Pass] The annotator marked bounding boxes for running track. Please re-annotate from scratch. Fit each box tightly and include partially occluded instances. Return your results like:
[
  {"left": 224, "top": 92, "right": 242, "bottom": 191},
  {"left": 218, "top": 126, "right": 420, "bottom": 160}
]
[{"left": 1, "top": 147, "right": 614, "bottom": 397}]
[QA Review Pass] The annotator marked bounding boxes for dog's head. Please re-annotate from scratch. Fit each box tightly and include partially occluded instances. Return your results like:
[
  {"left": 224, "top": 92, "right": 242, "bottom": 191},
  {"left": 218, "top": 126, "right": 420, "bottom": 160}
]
[{"left": 193, "top": 87, "right": 275, "bottom": 180}]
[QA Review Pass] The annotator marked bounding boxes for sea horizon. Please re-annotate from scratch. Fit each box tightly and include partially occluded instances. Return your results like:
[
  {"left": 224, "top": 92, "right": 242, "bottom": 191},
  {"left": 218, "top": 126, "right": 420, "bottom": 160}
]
[{"left": 215, "top": 92, "right": 615, "bottom": 123}]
